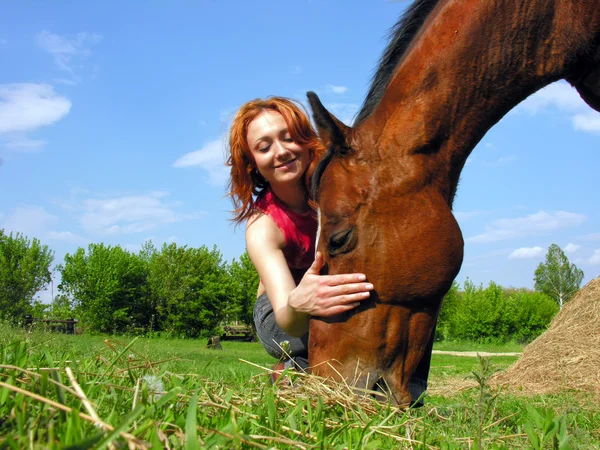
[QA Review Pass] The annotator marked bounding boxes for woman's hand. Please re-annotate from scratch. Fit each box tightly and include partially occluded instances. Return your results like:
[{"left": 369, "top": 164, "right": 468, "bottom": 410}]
[{"left": 288, "top": 251, "right": 374, "bottom": 317}]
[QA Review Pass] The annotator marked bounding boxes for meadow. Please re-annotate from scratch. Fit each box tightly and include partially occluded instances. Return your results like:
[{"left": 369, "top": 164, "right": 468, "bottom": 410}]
[{"left": 0, "top": 324, "right": 598, "bottom": 449}]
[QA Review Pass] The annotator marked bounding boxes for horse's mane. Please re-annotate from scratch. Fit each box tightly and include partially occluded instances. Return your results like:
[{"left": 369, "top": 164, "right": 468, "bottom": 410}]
[
  {"left": 312, "top": 0, "right": 440, "bottom": 199},
  {"left": 354, "top": 0, "right": 441, "bottom": 125}
]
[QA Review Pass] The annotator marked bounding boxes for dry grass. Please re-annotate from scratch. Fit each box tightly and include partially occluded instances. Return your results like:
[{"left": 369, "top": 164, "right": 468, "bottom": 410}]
[{"left": 493, "top": 276, "right": 600, "bottom": 399}]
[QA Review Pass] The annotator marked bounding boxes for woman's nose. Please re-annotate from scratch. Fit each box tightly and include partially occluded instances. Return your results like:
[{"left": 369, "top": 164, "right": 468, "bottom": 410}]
[{"left": 274, "top": 140, "right": 290, "bottom": 157}]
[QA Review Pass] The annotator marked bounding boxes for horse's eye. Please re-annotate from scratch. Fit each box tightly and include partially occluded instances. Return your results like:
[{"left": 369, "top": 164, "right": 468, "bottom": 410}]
[{"left": 328, "top": 227, "right": 356, "bottom": 256}]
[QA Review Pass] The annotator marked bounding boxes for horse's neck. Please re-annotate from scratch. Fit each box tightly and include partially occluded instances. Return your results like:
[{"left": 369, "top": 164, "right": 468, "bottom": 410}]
[{"left": 360, "top": 0, "right": 599, "bottom": 201}]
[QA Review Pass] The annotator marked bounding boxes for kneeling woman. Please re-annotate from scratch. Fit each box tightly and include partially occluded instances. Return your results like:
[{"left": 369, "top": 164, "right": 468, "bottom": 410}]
[{"left": 226, "top": 97, "right": 373, "bottom": 375}]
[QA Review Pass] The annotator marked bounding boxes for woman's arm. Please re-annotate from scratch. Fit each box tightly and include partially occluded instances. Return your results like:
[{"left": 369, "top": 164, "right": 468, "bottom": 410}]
[{"left": 246, "top": 214, "right": 373, "bottom": 337}]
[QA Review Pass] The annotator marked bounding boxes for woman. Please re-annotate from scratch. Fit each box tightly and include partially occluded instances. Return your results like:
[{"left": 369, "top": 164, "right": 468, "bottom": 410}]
[{"left": 226, "top": 97, "right": 373, "bottom": 375}]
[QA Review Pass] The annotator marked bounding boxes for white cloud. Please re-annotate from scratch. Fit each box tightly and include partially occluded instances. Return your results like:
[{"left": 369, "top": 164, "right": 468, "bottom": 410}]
[
  {"left": 1, "top": 206, "right": 86, "bottom": 247},
  {"left": 454, "top": 211, "right": 485, "bottom": 222},
  {"left": 516, "top": 81, "right": 585, "bottom": 115},
  {"left": 46, "top": 230, "right": 88, "bottom": 244},
  {"left": 1, "top": 206, "right": 59, "bottom": 239},
  {"left": 325, "top": 102, "right": 359, "bottom": 126},
  {"left": 467, "top": 210, "right": 586, "bottom": 243},
  {"left": 572, "top": 112, "right": 600, "bottom": 134},
  {"left": 35, "top": 30, "right": 102, "bottom": 78},
  {"left": 78, "top": 191, "right": 202, "bottom": 236},
  {"left": 123, "top": 243, "right": 142, "bottom": 253},
  {"left": 0, "top": 83, "right": 71, "bottom": 134},
  {"left": 219, "top": 107, "right": 238, "bottom": 124},
  {"left": 564, "top": 243, "right": 580, "bottom": 253},
  {"left": 509, "top": 246, "right": 544, "bottom": 259},
  {"left": 583, "top": 233, "right": 600, "bottom": 241},
  {"left": 327, "top": 85, "right": 348, "bottom": 95},
  {"left": 4, "top": 136, "right": 46, "bottom": 152},
  {"left": 588, "top": 249, "right": 600, "bottom": 265},
  {"left": 514, "top": 81, "right": 600, "bottom": 135},
  {"left": 172, "top": 137, "right": 229, "bottom": 186}
]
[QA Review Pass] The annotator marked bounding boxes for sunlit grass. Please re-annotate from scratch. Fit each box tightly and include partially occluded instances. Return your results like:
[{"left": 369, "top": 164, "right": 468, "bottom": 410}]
[{"left": 1, "top": 323, "right": 598, "bottom": 448}]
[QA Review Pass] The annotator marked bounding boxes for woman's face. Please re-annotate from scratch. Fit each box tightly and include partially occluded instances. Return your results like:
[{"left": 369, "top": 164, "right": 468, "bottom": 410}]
[{"left": 246, "top": 110, "right": 310, "bottom": 188}]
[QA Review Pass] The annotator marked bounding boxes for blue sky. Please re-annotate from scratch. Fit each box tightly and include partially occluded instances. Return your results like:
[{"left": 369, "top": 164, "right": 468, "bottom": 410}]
[{"left": 1, "top": 1, "right": 599, "bottom": 303}]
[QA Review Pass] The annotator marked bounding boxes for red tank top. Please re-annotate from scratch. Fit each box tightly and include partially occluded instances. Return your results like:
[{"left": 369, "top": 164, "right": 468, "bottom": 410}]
[{"left": 255, "top": 190, "right": 318, "bottom": 284}]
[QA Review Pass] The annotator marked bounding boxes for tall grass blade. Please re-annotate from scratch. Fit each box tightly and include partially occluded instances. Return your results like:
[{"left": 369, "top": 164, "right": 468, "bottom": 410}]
[{"left": 185, "top": 391, "right": 200, "bottom": 450}]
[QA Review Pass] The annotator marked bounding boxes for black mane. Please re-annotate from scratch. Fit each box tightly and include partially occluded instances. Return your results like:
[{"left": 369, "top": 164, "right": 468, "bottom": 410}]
[
  {"left": 312, "top": 0, "right": 440, "bottom": 199},
  {"left": 354, "top": 0, "right": 441, "bottom": 125}
]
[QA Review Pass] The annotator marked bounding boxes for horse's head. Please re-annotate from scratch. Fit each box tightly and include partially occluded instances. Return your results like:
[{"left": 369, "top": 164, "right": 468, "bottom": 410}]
[
  {"left": 306, "top": 92, "right": 464, "bottom": 403},
  {"left": 308, "top": 92, "right": 464, "bottom": 308}
]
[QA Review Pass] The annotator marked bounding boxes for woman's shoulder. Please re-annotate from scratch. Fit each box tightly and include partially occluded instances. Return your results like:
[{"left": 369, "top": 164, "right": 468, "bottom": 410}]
[{"left": 245, "top": 211, "right": 285, "bottom": 249}]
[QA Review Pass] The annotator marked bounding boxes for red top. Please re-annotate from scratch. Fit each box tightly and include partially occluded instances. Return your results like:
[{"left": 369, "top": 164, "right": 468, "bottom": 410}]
[{"left": 255, "top": 190, "right": 318, "bottom": 285}]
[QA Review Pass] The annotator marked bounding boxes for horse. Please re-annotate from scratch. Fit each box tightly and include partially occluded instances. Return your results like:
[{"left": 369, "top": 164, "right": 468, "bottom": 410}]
[{"left": 306, "top": 0, "right": 600, "bottom": 406}]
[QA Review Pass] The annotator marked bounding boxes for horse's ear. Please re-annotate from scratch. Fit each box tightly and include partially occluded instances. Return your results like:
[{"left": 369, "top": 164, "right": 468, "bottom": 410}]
[{"left": 307, "top": 91, "right": 351, "bottom": 151}]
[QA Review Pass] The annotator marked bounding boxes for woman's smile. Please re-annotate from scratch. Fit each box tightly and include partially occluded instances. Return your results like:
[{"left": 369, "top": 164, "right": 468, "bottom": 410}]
[{"left": 275, "top": 158, "right": 297, "bottom": 170}]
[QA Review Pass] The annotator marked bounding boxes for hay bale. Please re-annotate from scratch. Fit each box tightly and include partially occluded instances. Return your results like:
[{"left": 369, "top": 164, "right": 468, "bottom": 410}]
[{"left": 493, "top": 276, "right": 600, "bottom": 399}]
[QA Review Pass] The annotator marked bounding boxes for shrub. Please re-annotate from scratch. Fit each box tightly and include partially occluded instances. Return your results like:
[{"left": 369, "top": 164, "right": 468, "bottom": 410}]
[{"left": 505, "top": 290, "right": 558, "bottom": 343}]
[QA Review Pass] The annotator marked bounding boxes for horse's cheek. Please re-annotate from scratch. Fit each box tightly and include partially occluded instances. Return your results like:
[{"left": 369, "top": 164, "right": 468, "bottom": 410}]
[{"left": 364, "top": 201, "right": 464, "bottom": 305}]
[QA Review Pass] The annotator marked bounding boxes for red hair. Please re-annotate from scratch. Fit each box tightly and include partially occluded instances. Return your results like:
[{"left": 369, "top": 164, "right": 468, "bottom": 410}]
[{"left": 226, "top": 96, "right": 325, "bottom": 225}]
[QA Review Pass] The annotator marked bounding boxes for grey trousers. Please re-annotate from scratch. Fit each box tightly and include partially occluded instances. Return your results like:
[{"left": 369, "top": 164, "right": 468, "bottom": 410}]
[
  {"left": 252, "top": 293, "right": 432, "bottom": 404},
  {"left": 253, "top": 293, "right": 309, "bottom": 370}
]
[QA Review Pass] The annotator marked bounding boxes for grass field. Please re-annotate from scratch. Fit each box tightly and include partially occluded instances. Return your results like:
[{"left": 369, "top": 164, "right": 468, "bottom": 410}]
[{"left": 0, "top": 324, "right": 598, "bottom": 449}]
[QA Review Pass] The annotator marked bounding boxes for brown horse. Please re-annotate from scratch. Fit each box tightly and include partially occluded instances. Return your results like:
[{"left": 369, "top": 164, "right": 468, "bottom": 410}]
[{"left": 306, "top": 0, "right": 600, "bottom": 406}]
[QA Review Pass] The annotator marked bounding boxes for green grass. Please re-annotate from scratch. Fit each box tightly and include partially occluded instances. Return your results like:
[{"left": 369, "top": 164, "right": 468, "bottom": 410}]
[
  {"left": 433, "top": 340, "right": 525, "bottom": 353},
  {"left": 1, "top": 324, "right": 598, "bottom": 449}
]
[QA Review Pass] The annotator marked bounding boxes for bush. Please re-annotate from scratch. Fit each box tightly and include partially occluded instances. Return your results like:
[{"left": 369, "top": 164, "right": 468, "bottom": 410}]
[
  {"left": 437, "top": 281, "right": 559, "bottom": 343},
  {"left": 449, "top": 280, "right": 509, "bottom": 342},
  {"left": 505, "top": 290, "right": 558, "bottom": 343}
]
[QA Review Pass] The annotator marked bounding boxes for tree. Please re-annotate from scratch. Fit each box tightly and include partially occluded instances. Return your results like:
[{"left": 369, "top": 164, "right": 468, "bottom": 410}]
[
  {"left": 228, "top": 252, "right": 259, "bottom": 328},
  {"left": 0, "top": 230, "right": 54, "bottom": 322},
  {"left": 505, "top": 289, "right": 558, "bottom": 342},
  {"left": 144, "top": 242, "right": 229, "bottom": 338},
  {"left": 58, "top": 243, "right": 149, "bottom": 333},
  {"left": 450, "top": 280, "right": 509, "bottom": 341},
  {"left": 534, "top": 244, "right": 584, "bottom": 309},
  {"left": 435, "top": 281, "right": 460, "bottom": 341}
]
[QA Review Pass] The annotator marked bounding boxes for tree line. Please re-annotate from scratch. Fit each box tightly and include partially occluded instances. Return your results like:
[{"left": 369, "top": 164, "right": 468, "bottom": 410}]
[
  {"left": 0, "top": 229, "right": 585, "bottom": 342},
  {"left": 0, "top": 230, "right": 258, "bottom": 337}
]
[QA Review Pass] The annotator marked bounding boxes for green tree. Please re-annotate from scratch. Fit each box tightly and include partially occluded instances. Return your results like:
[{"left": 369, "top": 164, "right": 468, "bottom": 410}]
[
  {"left": 228, "top": 252, "right": 259, "bottom": 328},
  {"left": 50, "top": 294, "right": 76, "bottom": 320},
  {"left": 534, "top": 244, "right": 584, "bottom": 309},
  {"left": 435, "top": 281, "right": 460, "bottom": 341},
  {"left": 450, "top": 280, "right": 509, "bottom": 342},
  {"left": 145, "top": 242, "right": 229, "bottom": 338},
  {"left": 505, "top": 289, "right": 558, "bottom": 342},
  {"left": 0, "top": 230, "right": 54, "bottom": 322},
  {"left": 58, "top": 243, "right": 150, "bottom": 333}
]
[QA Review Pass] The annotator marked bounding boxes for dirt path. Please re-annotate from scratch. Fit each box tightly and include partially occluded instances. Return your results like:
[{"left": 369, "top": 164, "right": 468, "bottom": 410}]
[{"left": 432, "top": 350, "right": 521, "bottom": 357}]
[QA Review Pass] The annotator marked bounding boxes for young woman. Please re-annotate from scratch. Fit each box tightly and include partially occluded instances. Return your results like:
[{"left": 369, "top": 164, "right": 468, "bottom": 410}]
[{"left": 226, "top": 97, "right": 374, "bottom": 374}]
